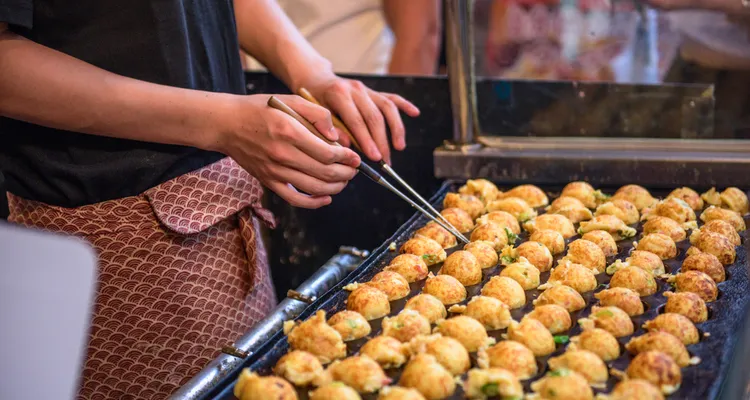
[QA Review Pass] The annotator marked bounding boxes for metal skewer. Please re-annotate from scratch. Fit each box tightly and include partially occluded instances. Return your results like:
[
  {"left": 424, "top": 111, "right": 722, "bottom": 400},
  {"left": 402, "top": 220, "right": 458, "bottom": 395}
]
[
  {"left": 268, "top": 96, "right": 470, "bottom": 244},
  {"left": 297, "top": 88, "right": 468, "bottom": 241}
]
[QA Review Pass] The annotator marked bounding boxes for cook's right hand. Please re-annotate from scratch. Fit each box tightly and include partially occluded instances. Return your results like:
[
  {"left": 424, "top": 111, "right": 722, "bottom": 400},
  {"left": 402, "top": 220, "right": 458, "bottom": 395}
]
[{"left": 219, "top": 94, "right": 361, "bottom": 209}]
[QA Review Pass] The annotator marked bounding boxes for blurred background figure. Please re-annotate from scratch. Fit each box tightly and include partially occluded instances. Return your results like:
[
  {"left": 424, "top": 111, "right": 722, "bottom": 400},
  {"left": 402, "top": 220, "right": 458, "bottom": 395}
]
[{"left": 244, "top": 0, "right": 442, "bottom": 75}]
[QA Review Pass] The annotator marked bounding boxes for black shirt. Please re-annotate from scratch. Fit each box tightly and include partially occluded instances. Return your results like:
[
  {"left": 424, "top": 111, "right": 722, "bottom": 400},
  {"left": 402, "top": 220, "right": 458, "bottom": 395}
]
[{"left": 0, "top": 0, "right": 244, "bottom": 207}]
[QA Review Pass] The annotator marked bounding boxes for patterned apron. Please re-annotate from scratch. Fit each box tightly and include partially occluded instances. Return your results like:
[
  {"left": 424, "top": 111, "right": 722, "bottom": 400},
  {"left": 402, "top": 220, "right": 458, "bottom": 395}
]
[{"left": 7, "top": 157, "right": 277, "bottom": 399}]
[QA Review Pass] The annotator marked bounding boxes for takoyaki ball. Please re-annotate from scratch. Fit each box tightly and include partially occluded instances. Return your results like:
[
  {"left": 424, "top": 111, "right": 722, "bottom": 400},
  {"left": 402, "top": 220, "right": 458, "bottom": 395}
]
[
  {"left": 610, "top": 266, "right": 657, "bottom": 297},
  {"left": 360, "top": 336, "right": 409, "bottom": 369},
  {"left": 463, "top": 241, "right": 499, "bottom": 270},
  {"left": 721, "top": 187, "right": 750, "bottom": 214},
  {"left": 399, "top": 236, "right": 447, "bottom": 266},
  {"left": 415, "top": 222, "right": 457, "bottom": 249},
  {"left": 578, "top": 215, "right": 637, "bottom": 241},
  {"left": 585, "top": 306, "right": 634, "bottom": 337},
  {"left": 625, "top": 250, "right": 665, "bottom": 276},
  {"left": 533, "top": 285, "right": 586, "bottom": 312},
  {"left": 701, "top": 187, "right": 722, "bottom": 207},
  {"left": 561, "top": 239, "right": 607, "bottom": 274},
  {"left": 609, "top": 379, "right": 665, "bottom": 400},
  {"left": 699, "top": 219, "right": 741, "bottom": 246},
  {"left": 547, "top": 350, "right": 608, "bottom": 385},
  {"left": 582, "top": 230, "right": 618, "bottom": 257},
  {"left": 285, "top": 310, "right": 346, "bottom": 363},
  {"left": 328, "top": 311, "right": 371, "bottom": 341},
  {"left": 625, "top": 331, "right": 692, "bottom": 367},
  {"left": 367, "top": 271, "right": 411, "bottom": 301},
  {"left": 594, "top": 287, "right": 644, "bottom": 316},
  {"left": 434, "top": 316, "right": 494, "bottom": 352},
  {"left": 485, "top": 197, "right": 537, "bottom": 222},
  {"left": 515, "top": 241, "right": 554, "bottom": 272},
  {"left": 547, "top": 261, "right": 597, "bottom": 294},
  {"left": 480, "top": 276, "right": 526, "bottom": 309},
  {"left": 450, "top": 295, "right": 512, "bottom": 330},
  {"left": 701, "top": 205, "right": 746, "bottom": 232},
  {"left": 672, "top": 270, "right": 718, "bottom": 302},
  {"left": 439, "top": 250, "right": 482, "bottom": 286},
  {"left": 440, "top": 207, "right": 475, "bottom": 233},
  {"left": 479, "top": 341, "right": 538, "bottom": 380},
  {"left": 274, "top": 350, "right": 325, "bottom": 386},
  {"left": 681, "top": 252, "right": 725, "bottom": 283},
  {"left": 613, "top": 184, "right": 657, "bottom": 211},
  {"left": 569, "top": 327, "right": 621, "bottom": 361},
  {"left": 322, "top": 356, "right": 391, "bottom": 393},
  {"left": 562, "top": 181, "right": 603, "bottom": 209},
  {"left": 500, "top": 258, "right": 541, "bottom": 290},
  {"left": 409, "top": 334, "right": 471, "bottom": 376},
  {"left": 309, "top": 382, "right": 362, "bottom": 400},
  {"left": 399, "top": 354, "right": 456, "bottom": 400},
  {"left": 626, "top": 351, "right": 682, "bottom": 395},
  {"left": 443, "top": 192, "right": 484, "bottom": 219},
  {"left": 507, "top": 318, "right": 556, "bottom": 356},
  {"left": 689, "top": 230, "right": 736, "bottom": 265},
  {"left": 470, "top": 221, "right": 510, "bottom": 251},
  {"left": 234, "top": 370, "right": 297, "bottom": 400},
  {"left": 595, "top": 199, "right": 640, "bottom": 225},
  {"left": 382, "top": 310, "right": 431, "bottom": 343},
  {"left": 523, "top": 214, "right": 576, "bottom": 238},
  {"left": 404, "top": 294, "right": 447, "bottom": 324},
  {"left": 422, "top": 274, "right": 467, "bottom": 305},
  {"left": 634, "top": 233, "right": 677, "bottom": 260},
  {"left": 548, "top": 196, "right": 593, "bottom": 223},
  {"left": 524, "top": 304, "right": 571, "bottom": 334},
  {"left": 549, "top": 195, "right": 587, "bottom": 212},
  {"left": 378, "top": 386, "right": 426, "bottom": 400},
  {"left": 530, "top": 370, "right": 593, "bottom": 400},
  {"left": 501, "top": 184, "right": 549, "bottom": 207},
  {"left": 476, "top": 210, "right": 521, "bottom": 235},
  {"left": 643, "top": 313, "right": 700, "bottom": 345},
  {"left": 663, "top": 291, "right": 708, "bottom": 323},
  {"left": 463, "top": 368, "right": 524, "bottom": 400},
  {"left": 642, "top": 216, "right": 686, "bottom": 242},
  {"left": 347, "top": 285, "right": 391, "bottom": 320},
  {"left": 385, "top": 254, "right": 429, "bottom": 283},
  {"left": 668, "top": 187, "right": 704, "bottom": 211},
  {"left": 459, "top": 179, "right": 501, "bottom": 204},
  {"left": 530, "top": 229, "right": 566, "bottom": 255}
]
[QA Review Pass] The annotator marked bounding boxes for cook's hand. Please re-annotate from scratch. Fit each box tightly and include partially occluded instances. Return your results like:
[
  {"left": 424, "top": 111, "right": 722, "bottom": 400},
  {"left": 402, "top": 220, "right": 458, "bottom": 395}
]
[
  {"left": 304, "top": 76, "right": 421, "bottom": 164},
  {"left": 220, "top": 94, "right": 360, "bottom": 209}
]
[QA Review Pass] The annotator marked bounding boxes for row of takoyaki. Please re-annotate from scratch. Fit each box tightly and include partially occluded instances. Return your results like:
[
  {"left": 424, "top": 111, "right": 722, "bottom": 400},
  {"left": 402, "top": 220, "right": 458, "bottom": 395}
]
[{"left": 233, "top": 182, "right": 746, "bottom": 400}]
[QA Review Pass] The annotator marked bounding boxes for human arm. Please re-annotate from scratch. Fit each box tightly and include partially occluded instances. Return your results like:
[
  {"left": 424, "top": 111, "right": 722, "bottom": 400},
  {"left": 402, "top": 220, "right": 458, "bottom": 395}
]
[
  {"left": 233, "top": 0, "right": 421, "bottom": 164},
  {"left": 383, "top": 0, "right": 442, "bottom": 75},
  {"left": 0, "top": 23, "right": 358, "bottom": 208}
]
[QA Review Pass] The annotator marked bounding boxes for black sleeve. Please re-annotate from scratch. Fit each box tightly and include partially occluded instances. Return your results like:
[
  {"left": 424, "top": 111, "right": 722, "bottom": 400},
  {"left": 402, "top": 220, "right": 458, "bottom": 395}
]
[{"left": 0, "top": 0, "right": 33, "bottom": 29}]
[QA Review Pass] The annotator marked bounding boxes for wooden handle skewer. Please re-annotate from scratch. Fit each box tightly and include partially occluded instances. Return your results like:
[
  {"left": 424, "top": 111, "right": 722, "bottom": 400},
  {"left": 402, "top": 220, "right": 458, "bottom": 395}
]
[{"left": 267, "top": 96, "right": 469, "bottom": 244}]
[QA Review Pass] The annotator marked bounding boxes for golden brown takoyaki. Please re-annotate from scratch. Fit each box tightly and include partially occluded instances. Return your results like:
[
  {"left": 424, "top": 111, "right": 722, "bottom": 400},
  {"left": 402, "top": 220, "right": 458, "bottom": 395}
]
[
  {"left": 569, "top": 327, "right": 620, "bottom": 361},
  {"left": 624, "top": 250, "right": 666, "bottom": 276},
  {"left": 500, "top": 184, "right": 549, "bottom": 207},
  {"left": 643, "top": 313, "right": 699, "bottom": 345},
  {"left": 547, "top": 350, "right": 608, "bottom": 385},
  {"left": 359, "top": 336, "right": 409, "bottom": 369},
  {"left": 463, "top": 241, "right": 499, "bottom": 269},
  {"left": 561, "top": 239, "right": 607, "bottom": 274},
  {"left": 613, "top": 184, "right": 657, "bottom": 211},
  {"left": 609, "top": 379, "right": 665, "bottom": 400},
  {"left": 440, "top": 207, "right": 475, "bottom": 233},
  {"left": 309, "top": 382, "right": 361, "bottom": 400},
  {"left": 422, "top": 274, "right": 467, "bottom": 306},
  {"left": 688, "top": 230, "right": 736, "bottom": 265},
  {"left": 506, "top": 241, "right": 554, "bottom": 272},
  {"left": 480, "top": 276, "right": 526, "bottom": 309},
  {"left": 475, "top": 211, "right": 521, "bottom": 235},
  {"left": 668, "top": 187, "right": 703, "bottom": 211},
  {"left": 671, "top": 270, "right": 718, "bottom": 302},
  {"left": 533, "top": 285, "right": 586, "bottom": 312},
  {"left": 545, "top": 261, "right": 597, "bottom": 294},
  {"left": 523, "top": 214, "right": 576, "bottom": 238},
  {"left": 319, "top": 356, "right": 391, "bottom": 393},
  {"left": 548, "top": 195, "right": 587, "bottom": 212},
  {"left": 366, "top": 271, "right": 411, "bottom": 301},
  {"left": 382, "top": 310, "right": 431, "bottom": 343},
  {"left": 415, "top": 222, "right": 457, "bottom": 249},
  {"left": 439, "top": 250, "right": 482, "bottom": 286},
  {"left": 443, "top": 192, "right": 484, "bottom": 219},
  {"left": 700, "top": 205, "right": 746, "bottom": 232},
  {"left": 463, "top": 368, "right": 524, "bottom": 400},
  {"left": 377, "top": 386, "right": 426, "bottom": 400},
  {"left": 409, "top": 334, "right": 470, "bottom": 376},
  {"left": 403, "top": 294, "right": 447, "bottom": 324},
  {"left": 234, "top": 370, "right": 297, "bottom": 400},
  {"left": 530, "top": 370, "right": 593, "bottom": 400},
  {"left": 399, "top": 236, "right": 447, "bottom": 266},
  {"left": 594, "top": 287, "right": 644, "bottom": 316},
  {"left": 399, "top": 354, "right": 456, "bottom": 400},
  {"left": 578, "top": 215, "right": 637, "bottom": 240},
  {"left": 720, "top": 187, "right": 749, "bottom": 214},
  {"left": 500, "top": 257, "right": 541, "bottom": 290},
  {"left": 524, "top": 304, "right": 571, "bottom": 334},
  {"left": 625, "top": 331, "right": 693, "bottom": 367},
  {"left": 434, "top": 316, "right": 494, "bottom": 352},
  {"left": 459, "top": 179, "right": 501, "bottom": 204},
  {"left": 385, "top": 254, "right": 429, "bottom": 283},
  {"left": 595, "top": 199, "right": 640, "bottom": 225},
  {"left": 581, "top": 230, "right": 618, "bottom": 257},
  {"left": 547, "top": 195, "right": 593, "bottom": 223},
  {"left": 698, "top": 219, "right": 741, "bottom": 246},
  {"left": 582, "top": 306, "right": 634, "bottom": 337},
  {"left": 681, "top": 252, "right": 725, "bottom": 283},
  {"left": 642, "top": 216, "right": 687, "bottom": 242},
  {"left": 328, "top": 310, "right": 371, "bottom": 341},
  {"left": 346, "top": 285, "right": 391, "bottom": 320},
  {"left": 634, "top": 233, "right": 677, "bottom": 260},
  {"left": 274, "top": 350, "right": 324, "bottom": 386},
  {"left": 470, "top": 221, "right": 511, "bottom": 251},
  {"left": 478, "top": 341, "right": 538, "bottom": 380},
  {"left": 663, "top": 291, "right": 708, "bottom": 323},
  {"left": 610, "top": 265, "right": 657, "bottom": 297},
  {"left": 506, "top": 318, "right": 556, "bottom": 356},
  {"left": 485, "top": 197, "right": 537, "bottom": 222},
  {"left": 449, "top": 295, "right": 512, "bottom": 331},
  {"left": 562, "top": 181, "right": 607, "bottom": 209},
  {"left": 284, "top": 310, "right": 346, "bottom": 363},
  {"left": 626, "top": 351, "right": 682, "bottom": 395},
  {"left": 530, "top": 229, "right": 566, "bottom": 255}
]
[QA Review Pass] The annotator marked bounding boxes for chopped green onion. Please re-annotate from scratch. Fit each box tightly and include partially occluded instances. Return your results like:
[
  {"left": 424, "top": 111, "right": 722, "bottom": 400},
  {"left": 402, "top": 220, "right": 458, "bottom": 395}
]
[
  {"left": 553, "top": 335, "right": 569, "bottom": 344},
  {"left": 481, "top": 383, "right": 499, "bottom": 396},
  {"left": 549, "top": 368, "right": 571, "bottom": 377},
  {"left": 596, "top": 309, "right": 615, "bottom": 318}
]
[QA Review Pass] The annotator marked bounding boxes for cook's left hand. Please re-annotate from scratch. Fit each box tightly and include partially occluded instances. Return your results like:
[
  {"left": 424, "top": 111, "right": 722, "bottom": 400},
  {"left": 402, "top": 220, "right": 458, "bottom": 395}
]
[{"left": 303, "top": 75, "right": 420, "bottom": 164}]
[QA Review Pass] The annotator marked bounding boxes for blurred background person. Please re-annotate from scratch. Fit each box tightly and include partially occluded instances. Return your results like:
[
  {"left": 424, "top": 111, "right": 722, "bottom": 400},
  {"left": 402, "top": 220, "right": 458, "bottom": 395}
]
[{"left": 245, "top": 0, "right": 442, "bottom": 75}]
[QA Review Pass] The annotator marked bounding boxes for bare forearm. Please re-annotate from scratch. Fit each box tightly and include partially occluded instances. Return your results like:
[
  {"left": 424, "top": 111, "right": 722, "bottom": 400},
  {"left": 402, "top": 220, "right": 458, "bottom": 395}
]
[
  {"left": 384, "top": 0, "right": 442, "bottom": 75},
  {"left": 0, "top": 26, "right": 231, "bottom": 152}
]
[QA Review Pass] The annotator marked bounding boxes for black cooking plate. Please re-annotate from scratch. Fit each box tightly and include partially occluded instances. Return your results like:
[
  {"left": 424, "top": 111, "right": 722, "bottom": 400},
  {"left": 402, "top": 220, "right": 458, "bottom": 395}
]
[{"left": 204, "top": 181, "right": 750, "bottom": 400}]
